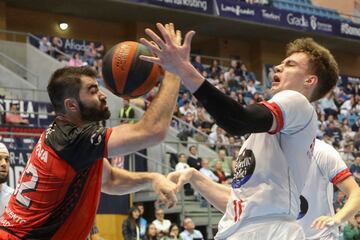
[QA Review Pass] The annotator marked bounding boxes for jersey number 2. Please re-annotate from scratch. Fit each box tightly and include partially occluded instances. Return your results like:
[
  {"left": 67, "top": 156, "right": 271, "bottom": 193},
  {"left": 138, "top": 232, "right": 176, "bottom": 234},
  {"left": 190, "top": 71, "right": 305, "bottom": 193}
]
[{"left": 14, "top": 163, "right": 38, "bottom": 209}]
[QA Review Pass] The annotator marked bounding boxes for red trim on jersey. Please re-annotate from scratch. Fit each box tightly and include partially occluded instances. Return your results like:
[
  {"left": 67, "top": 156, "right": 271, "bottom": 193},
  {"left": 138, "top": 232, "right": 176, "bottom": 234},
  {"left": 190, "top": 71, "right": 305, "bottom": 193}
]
[
  {"left": 260, "top": 101, "right": 284, "bottom": 134},
  {"left": 331, "top": 168, "right": 352, "bottom": 185}
]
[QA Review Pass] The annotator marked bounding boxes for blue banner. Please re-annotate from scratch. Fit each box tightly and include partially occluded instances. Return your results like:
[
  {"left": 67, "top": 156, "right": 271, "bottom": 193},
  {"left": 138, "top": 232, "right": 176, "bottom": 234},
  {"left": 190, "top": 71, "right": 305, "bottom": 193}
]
[
  {"left": 215, "top": 0, "right": 360, "bottom": 41},
  {"left": 131, "top": 0, "right": 213, "bottom": 14}
]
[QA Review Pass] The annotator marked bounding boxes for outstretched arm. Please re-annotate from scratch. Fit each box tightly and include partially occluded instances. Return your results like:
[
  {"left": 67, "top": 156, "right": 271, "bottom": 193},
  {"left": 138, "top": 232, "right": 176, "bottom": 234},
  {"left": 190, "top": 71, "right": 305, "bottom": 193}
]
[
  {"left": 102, "top": 159, "right": 177, "bottom": 208},
  {"left": 168, "top": 168, "right": 230, "bottom": 212},
  {"left": 312, "top": 176, "right": 360, "bottom": 229},
  {"left": 140, "top": 23, "right": 275, "bottom": 136},
  {"left": 107, "top": 23, "right": 182, "bottom": 157}
]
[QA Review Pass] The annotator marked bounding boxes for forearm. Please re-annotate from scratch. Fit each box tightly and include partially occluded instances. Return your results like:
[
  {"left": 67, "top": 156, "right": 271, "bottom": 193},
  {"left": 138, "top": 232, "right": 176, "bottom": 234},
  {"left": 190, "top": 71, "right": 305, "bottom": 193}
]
[
  {"left": 102, "top": 168, "right": 157, "bottom": 195},
  {"left": 334, "top": 188, "right": 360, "bottom": 223},
  {"left": 193, "top": 80, "right": 273, "bottom": 136},
  {"left": 140, "top": 72, "right": 181, "bottom": 135},
  {"left": 189, "top": 169, "right": 231, "bottom": 213}
]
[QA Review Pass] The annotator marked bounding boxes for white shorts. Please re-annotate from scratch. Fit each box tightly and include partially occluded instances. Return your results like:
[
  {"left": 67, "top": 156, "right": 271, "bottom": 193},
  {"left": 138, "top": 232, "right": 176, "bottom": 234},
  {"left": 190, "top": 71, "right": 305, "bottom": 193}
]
[
  {"left": 226, "top": 219, "right": 305, "bottom": 240},
  {"left": 307, "top": 233, "right": 338, "bottom": 240}
]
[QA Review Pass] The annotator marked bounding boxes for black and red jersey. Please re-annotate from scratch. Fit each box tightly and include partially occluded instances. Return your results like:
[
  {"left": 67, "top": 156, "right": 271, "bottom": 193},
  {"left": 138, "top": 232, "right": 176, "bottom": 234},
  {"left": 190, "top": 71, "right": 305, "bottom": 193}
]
[{"left": 0, "top": 119, "right": 112, "bottom": 240}]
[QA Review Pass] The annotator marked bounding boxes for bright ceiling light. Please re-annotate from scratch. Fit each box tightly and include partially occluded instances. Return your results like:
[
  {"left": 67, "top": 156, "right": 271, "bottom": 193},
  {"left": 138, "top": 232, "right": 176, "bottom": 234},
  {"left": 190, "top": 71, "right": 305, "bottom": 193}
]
[{"left": 59, "top": 22, "right": 69, "bottom": 31}]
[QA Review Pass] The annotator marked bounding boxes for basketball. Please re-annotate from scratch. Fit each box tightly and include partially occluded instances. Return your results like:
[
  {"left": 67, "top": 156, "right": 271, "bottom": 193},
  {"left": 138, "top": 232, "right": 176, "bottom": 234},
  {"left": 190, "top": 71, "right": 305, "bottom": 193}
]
[{"left": 102, "top": 41, "right": 162, "bottom": 98}]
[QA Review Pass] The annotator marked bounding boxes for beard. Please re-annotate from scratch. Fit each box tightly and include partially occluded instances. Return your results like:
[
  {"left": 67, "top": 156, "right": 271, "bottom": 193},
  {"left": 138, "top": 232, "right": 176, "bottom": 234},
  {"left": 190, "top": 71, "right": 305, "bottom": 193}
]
[
  {"left": 0, "top": 174, "right": 8, "bottom": 184},
  {"left": 78, "top": 100, "right": 111, "bottom": 122}
]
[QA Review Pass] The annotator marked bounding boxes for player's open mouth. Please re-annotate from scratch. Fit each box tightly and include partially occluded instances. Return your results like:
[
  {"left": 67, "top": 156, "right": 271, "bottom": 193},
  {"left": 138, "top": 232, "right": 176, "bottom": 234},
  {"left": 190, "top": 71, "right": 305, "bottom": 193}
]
[{"left": 273, "top": 75, "right": 280, "bottom": 83}]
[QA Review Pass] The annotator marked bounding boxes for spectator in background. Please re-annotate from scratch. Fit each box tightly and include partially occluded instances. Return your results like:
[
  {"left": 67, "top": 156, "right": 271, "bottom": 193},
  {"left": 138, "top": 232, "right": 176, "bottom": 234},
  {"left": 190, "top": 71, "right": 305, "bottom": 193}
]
[
  {"left": 333, "top": 191, "right": 346, "bottom": 213},
  {"left": 350, "top": 156, "right": 360, "bottom": 184},
  {"left": 199, "top": 158, "right": 219, "bottom": 182},
  {"left": 208, "top": 127, "right": 229, "bottom": 150},
  {"left": 136, "top": 203, "right": 148, "bottom": 238},
  {"left": 68, "top": 52, "right": 84, "bottom": 67},
  {"left": 39, "top": 37, "right": 51, "bottom": 55},
  {"left": 175, "top": 153, "right": 190, "bottom": 172},
  {"left": 340, "top": 143, "right": 355, "bottom": 166},
  {"left": 239, "top": 63, "right": 257, "bottom": 83},
  {"left": 122, "top": 206, "right": 141, "bottom": 240},
  {"left": 192, "top": 125, "right": 208, "bottom": 144},
  {"left": 191, "top": 55, "right": 204, "bottom": 73},
  {"left": 144, "top": 223, "right": 158, "bottom": 240},
  {"left": 343, "top": 213, "right": 360, "bottom": 240},
  {"left": 5, "top": 103, "right": 29, "bottom": 125},
  {"left": 207, "top": 59, "right": 222, "bottom": 78},
  {"left": 352, "top": 118, "right": 360, "bottom": 132},
  {"left": 119, "top": 99, "right": 135, "bottom": 123},
  {"left": 226, "top": 136, "right": 241, "bottom": 159},
  {"left": 187, "top": 146, "right": 201, "bottom": 170},
  {"left": 84, "top": 42, "right": 97, "bottom": 66},
  {"left": 179, "top": 101, "right": 196, "bottom": 116},
  {"left": 214, "top": 148, "right": 232, "bottom": 178},
  {"left": 319, "top": 91, "right": 339, "bottom": 119},
  {"left": 0, "top": 143, "right": 13, "bottom": 216},
  {"left": 51, "top": 37, "right": 64, "bottom": 60},
  {"left": 162, "top": 223, "right": 183, "bottom": 240},
  {"left": 180, "top": 217, "right": 203, "bottom": 240},
  {"left": 213, "top": 160, "right": 227, "bottom": 184},
  {"left": 152, "top": 209, "right": 171, "bottom": 236},
  {"left": 87, "top": 223, "right": 102, "bottom": 240},
  {"left": 178, "top": 92, "right": 191, "bottom": 108}
]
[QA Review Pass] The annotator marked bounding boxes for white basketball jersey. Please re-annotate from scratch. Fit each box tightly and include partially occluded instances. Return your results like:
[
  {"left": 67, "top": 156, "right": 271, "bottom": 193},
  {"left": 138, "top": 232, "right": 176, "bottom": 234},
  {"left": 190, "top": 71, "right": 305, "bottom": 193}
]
[
  {"left": 298, "top": 139, "right": 351, "bottom": 239},
  {"left": 215, "top": 90, "right": 317, "bottom": 239}
]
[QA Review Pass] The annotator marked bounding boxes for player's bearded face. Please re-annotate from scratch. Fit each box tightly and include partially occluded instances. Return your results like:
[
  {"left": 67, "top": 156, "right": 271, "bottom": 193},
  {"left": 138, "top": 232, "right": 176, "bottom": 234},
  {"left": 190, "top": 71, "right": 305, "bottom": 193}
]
[{"left": 78, "top": 98, "right": 111, "bottom": 122}]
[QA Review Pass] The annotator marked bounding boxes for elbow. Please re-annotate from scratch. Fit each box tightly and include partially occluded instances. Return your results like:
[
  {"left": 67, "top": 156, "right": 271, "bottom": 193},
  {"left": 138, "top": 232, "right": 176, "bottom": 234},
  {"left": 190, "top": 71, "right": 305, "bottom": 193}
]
[{"left": 151, "top": 124, "right": 168, "bottom": 143}]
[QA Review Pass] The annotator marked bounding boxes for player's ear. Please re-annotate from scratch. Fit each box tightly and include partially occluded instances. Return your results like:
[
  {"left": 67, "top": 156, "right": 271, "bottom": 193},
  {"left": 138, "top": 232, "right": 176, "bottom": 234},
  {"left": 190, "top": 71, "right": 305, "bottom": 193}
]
[
  {"left": 304, "top": 75, "right": 318, "bottom": 89},
  {"left": 64, "top": 98, "right": 79, "bottom": 113}
]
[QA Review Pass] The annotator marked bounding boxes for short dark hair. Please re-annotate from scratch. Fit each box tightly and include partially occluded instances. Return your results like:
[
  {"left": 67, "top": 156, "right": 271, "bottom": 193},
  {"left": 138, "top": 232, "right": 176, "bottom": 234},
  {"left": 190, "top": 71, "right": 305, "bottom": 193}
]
[
  {"left": 47, "top": 66, "right": 97, "bottom": 114},
  {"left": 286, "top": 38, "right": 339, "bottom": 102}
]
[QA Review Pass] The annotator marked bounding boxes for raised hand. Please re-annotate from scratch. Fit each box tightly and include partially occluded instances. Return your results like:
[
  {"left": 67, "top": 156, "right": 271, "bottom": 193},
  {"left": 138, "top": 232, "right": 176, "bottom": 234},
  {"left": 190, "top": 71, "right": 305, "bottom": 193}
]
[
  {"left": 139, "top": 23, "right": 195, "bottom": 77},
  {"left": 167, "top": 168, "right": 195, "bottom": 193},
  {"left": 151, "top": 173, "right": 178, "bottom": 208}
]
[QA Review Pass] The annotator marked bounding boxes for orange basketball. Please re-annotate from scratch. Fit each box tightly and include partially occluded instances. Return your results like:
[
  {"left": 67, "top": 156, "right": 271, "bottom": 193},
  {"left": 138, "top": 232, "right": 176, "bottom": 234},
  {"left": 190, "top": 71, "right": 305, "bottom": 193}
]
[{"left": 102, "top": 41, "right": 162, "bottom": 98}]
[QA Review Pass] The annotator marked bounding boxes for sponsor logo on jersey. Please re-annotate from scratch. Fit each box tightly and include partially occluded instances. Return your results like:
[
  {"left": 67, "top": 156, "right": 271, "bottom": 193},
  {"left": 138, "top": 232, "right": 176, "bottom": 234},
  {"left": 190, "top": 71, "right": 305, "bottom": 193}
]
[
  {"left": 232, "top": 149, "right": 256, "bottom": 188},
  {"left": 90, "top": 129, "right": 103, "bottom": 146}
]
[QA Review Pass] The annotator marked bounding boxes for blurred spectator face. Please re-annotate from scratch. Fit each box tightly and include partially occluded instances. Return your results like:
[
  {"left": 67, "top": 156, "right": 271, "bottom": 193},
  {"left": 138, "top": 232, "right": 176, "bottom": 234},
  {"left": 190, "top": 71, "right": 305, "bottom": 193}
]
[
  {"left": 195, "top": 56, "right": 201, "bottom": 63},
  {"left": 169, "top": 224, "right": 180, "bottom": 237},
  {"left": 240, "top": 63, "right": 247, "bottom": 72},
  {"left": 131, "top": 208, "right": 140, "bottom": 219},
  {"left": 230, "top": 60, "right": 238, "bottom": 68},
  {"left": 201, "top": 158, "right": 209, "bottom": 169},
  {"left": 123, "top": 99, "right": 130, "bottom": 107},
  {"left": 10, "top": 104, "right": 17, "bottom": 113},
  {"left": 147, "top": 223, "right": 157, "bottom": 238},
  {"left": 178, "top": 153, "right": 187, "bottom": 163},
  {"left": 202, "top": 70, "right": 208, "bottom": 78},
  {"left": 229, "top": 136, "right": 235, "bottom": 144},
  {"left": 137, "top": 204, "right": 144, "bottom": 215},
  {"left": 155, "top": 209, "right": 165, "bottom": 221},
  {"left": 355, "top": 156, "right": 360, "bottom": 165},
  {"left": 183, "top": 217, "right": 195, "bottom": 231},
  {"left": 215, "top": 161, "right": 223, "bottom": 170},
  {"left": 272, "top": 53, "right": 313, "bottom": 96},
  {"left": 0, "top": 143, "right": 10, "bottom": 184},
  {"left": 189, "top": 146, "right": 197, "bottom": 156},
  {"left": 218, "top": 149, "right": 227, "bottom": 160}
]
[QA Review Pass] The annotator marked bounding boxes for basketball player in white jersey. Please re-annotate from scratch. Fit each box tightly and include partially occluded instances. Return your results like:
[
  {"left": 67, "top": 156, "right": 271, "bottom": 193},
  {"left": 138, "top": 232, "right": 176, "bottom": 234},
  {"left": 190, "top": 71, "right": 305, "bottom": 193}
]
[
  {"left": 140, "top": 23, "right": 339, "bottom": 239},
  {"left": 298, "top": 139, "right": 360, "bottom": 240}
]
